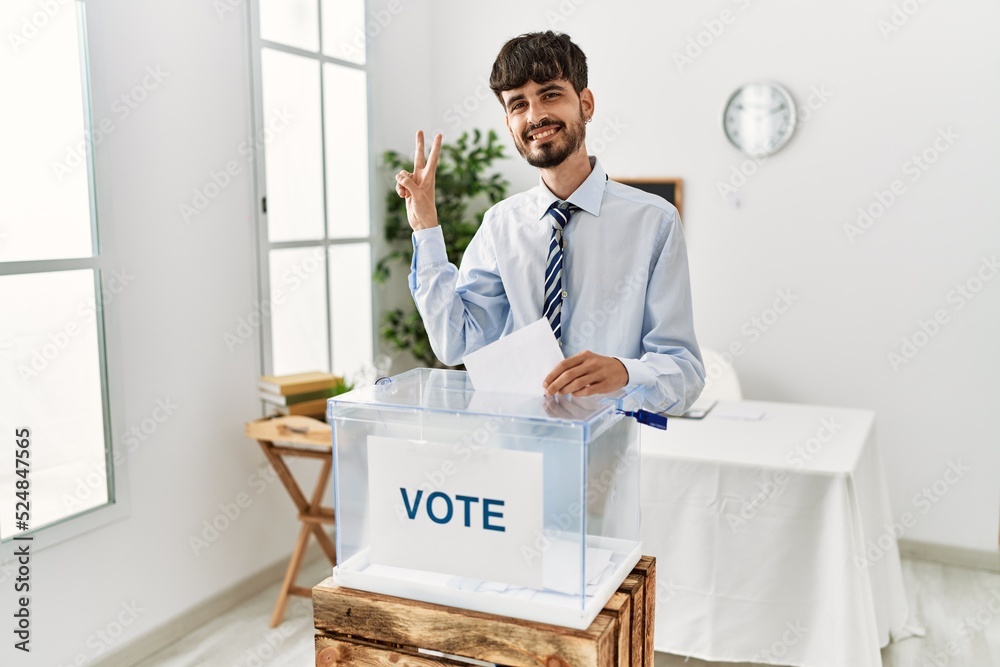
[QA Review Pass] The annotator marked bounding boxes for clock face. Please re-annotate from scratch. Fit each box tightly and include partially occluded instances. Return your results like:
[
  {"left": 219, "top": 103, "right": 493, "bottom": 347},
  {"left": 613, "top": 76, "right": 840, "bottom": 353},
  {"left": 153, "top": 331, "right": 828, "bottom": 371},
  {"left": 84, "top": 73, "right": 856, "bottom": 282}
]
[{"left": 723, "top": 82, "right": 797, "bottom": 158}]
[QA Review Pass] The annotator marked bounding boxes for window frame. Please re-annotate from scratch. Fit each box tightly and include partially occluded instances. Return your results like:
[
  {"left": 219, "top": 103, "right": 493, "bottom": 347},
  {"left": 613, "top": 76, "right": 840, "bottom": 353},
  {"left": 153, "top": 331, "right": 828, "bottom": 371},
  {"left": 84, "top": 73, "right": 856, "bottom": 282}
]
[
  {"left": 0, "top": 0, "right": 127, "bottom": 555},
  {"left": 246, "top": 0, "right": 379, "bottom": 382}
]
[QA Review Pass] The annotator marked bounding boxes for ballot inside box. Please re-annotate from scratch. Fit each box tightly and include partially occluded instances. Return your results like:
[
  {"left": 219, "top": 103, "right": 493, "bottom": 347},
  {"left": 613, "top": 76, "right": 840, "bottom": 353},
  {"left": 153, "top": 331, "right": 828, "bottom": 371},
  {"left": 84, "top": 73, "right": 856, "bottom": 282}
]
[{"left": 328, "top": 368, "right": 644, "bottom": 629}]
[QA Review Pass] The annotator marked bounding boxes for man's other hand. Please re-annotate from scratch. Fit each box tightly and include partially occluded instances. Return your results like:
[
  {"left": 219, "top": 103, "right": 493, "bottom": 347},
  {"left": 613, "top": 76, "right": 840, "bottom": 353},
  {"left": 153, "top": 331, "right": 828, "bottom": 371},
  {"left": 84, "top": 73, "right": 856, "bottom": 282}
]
[
  {"left": 395, "top": 130, "right": 442, "bottom": 231},
  {"left": 543, "top": 351, "right": 629, "bottom": 397}
]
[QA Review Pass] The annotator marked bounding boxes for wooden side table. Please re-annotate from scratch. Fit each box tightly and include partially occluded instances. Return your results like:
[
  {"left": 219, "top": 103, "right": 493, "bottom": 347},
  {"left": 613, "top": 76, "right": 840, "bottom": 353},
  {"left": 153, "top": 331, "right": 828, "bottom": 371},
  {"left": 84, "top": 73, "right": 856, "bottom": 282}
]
[
  {"left": 245, "top": 415, "right": 337, "bottom": 627},
  {"left": 312, "top": 556, "right": 656, "bottom": 667}
]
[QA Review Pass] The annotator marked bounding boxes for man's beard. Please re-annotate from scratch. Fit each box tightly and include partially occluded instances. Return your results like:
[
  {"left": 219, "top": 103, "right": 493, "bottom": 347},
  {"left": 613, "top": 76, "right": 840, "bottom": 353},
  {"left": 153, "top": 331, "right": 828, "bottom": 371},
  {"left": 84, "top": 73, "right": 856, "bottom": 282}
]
[{"left": 516, "top": 109, "right": 587, "bottom": 169}]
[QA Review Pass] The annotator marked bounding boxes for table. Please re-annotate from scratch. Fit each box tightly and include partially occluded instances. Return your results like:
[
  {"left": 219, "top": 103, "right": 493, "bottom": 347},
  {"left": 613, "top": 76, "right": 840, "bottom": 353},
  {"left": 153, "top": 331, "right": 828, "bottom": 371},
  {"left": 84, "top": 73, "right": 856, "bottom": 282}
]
[
  {"left": 245, "top": 415, "right": 336, "bottom": 627},
  {"left": 313, "top": 556, "right": 657, "bottom": 667},
  {"left": 639, "top": 400, "right": 912, "bottom": 667}
]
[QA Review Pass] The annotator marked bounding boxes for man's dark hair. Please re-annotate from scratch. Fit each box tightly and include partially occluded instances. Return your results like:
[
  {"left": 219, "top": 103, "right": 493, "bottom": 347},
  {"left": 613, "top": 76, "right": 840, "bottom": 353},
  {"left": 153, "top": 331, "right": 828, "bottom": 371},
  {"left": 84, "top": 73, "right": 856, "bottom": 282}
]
[{"left": 489, "top": 31, "right": 588, "bottom": 105}]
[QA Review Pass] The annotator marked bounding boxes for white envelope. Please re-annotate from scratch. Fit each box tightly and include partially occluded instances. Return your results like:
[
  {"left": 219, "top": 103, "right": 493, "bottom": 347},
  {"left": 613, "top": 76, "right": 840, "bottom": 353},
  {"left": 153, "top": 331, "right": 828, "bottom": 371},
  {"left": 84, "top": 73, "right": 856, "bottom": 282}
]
[{"left": 463, "top": 318, "right": 564, "bottom": 396}]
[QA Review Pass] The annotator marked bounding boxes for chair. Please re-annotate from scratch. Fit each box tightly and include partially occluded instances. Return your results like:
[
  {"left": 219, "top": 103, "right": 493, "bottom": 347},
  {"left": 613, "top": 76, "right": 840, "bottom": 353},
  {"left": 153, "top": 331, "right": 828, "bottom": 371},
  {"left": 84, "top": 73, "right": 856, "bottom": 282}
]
[
  {"left": 245, "top": 415, "right": 336, "bottom": 627},
  {"left": 688, "top": 346, "right": 743, "bottom": 412}
]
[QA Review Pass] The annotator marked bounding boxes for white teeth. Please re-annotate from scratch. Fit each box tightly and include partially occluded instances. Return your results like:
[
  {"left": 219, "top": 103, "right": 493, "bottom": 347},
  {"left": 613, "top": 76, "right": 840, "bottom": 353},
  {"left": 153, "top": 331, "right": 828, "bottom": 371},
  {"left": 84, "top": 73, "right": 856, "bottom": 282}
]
[{"left": 533, "top": 127, "right": 558, "bottom": 140}]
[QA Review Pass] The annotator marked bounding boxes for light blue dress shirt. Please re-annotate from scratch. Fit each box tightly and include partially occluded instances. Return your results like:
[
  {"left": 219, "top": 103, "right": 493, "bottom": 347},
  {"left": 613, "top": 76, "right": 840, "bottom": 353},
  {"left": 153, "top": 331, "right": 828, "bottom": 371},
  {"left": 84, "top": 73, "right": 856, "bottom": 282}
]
[{"left": 408, "top": 156, "right": 705, "bottom": 414}]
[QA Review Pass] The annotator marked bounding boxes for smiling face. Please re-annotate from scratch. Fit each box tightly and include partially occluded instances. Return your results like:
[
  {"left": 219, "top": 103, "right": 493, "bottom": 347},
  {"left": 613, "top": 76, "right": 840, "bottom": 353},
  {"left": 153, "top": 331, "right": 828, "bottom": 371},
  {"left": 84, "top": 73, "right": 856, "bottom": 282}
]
[{"left": 501, "top": 79, "right": 594, "bottom": 170}]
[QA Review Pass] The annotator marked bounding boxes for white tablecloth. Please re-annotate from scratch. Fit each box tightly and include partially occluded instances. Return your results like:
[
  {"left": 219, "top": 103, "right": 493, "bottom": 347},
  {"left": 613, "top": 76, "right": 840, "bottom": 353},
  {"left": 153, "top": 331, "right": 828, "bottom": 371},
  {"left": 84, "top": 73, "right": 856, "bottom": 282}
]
[{"left": 640, "top": 400, "right": 912, "bottom": 667}]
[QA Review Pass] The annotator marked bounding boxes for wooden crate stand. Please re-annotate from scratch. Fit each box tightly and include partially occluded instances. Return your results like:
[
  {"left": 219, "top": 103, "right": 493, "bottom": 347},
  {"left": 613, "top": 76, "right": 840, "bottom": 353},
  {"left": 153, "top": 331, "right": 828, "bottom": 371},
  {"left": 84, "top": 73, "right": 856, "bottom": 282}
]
[{"left": 313, "top": 555, "right": 656, "bottom": 667}]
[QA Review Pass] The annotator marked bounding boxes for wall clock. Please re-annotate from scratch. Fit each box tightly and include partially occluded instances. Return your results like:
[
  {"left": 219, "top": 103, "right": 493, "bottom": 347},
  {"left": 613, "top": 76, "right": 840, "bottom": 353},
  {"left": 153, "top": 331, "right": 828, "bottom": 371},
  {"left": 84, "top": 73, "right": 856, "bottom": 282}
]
[{"left": 723, "top": 82, "right": 796, "bottom": 158}]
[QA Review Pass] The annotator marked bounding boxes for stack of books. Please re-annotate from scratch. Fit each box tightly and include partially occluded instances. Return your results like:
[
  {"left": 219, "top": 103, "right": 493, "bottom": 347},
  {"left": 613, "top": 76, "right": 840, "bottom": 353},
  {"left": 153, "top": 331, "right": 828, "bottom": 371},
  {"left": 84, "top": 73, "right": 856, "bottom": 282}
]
[{"left": 258, "top": 371, "right": 344, "bottom": 418}]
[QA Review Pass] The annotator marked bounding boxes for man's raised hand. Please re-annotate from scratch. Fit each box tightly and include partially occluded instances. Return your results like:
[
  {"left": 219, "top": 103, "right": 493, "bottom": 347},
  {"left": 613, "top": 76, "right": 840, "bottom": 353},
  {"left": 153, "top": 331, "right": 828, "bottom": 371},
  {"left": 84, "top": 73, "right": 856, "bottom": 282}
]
[{"left": 395, "top": 130, "right": 442, "bottom": 231}]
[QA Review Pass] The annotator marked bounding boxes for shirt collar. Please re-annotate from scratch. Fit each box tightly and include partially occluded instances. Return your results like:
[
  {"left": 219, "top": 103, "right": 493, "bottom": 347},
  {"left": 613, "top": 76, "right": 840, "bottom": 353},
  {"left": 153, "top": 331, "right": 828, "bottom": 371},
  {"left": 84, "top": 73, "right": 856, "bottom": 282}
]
[{"left": 535, "top": 155, "right": 607, "bottom": 220}]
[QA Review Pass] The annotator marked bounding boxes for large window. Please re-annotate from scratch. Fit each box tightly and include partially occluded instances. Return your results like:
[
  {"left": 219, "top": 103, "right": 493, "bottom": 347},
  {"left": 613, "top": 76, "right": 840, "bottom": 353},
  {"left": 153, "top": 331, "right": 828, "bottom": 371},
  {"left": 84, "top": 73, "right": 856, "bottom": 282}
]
[
  {"left": 249, "top": 0, "right": 375, "bottom": 382},
  {"left": 0, "top": 0, "right": 114, "bottom": 540}
]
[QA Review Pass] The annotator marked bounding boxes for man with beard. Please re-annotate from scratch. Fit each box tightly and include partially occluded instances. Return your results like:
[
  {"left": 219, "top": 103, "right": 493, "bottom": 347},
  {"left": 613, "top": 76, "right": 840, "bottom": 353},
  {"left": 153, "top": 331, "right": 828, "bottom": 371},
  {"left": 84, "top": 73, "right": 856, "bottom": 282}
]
[{"left": 396, "top": 31, "right": 704, "bottom": 413}]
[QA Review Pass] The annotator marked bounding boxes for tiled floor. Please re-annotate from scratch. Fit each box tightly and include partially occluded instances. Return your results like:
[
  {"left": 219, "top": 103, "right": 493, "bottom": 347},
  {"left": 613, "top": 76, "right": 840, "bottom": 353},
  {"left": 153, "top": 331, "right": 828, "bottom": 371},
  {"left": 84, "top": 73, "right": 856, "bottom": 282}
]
[{"left": 127, "top": 557, "right": 1000, "bottom": 667}]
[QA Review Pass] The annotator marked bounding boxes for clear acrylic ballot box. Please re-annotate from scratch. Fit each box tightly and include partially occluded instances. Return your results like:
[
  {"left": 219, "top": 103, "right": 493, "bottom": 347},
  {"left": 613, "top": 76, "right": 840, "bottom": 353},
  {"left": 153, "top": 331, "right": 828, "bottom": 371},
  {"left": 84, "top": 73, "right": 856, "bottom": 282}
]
[{"left": 328, "top": 368, "right": 643, "bottom": 629}]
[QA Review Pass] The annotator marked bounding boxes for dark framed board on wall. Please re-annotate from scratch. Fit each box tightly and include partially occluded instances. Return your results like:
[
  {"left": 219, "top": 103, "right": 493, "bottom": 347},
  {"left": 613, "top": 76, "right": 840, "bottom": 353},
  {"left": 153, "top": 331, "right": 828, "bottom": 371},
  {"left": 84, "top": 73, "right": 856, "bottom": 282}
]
[{"left": 616, "top": 178, "right": 684, "bottom": 220}]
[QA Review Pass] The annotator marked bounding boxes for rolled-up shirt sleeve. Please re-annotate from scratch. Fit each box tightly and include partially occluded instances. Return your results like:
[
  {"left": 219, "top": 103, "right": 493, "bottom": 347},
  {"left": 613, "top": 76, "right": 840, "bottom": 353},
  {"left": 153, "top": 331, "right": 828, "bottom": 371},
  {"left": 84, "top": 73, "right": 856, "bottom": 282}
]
[
  {"left": 615, "top": 211, "right": 705, "bottom": 415},
  {"left": 409, "top": 225, "right": 509, "bottom": 366}
]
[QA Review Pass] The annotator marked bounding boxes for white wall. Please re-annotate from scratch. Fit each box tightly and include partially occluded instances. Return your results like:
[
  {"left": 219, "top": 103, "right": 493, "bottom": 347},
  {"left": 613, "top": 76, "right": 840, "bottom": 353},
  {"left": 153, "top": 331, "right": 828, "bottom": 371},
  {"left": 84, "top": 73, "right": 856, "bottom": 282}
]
[
  {"left": 1, "top": 1, "right": 312, "bottom": 664},
  {"left": 372, "top": 0, "right": 1000, "bottom": 554}
]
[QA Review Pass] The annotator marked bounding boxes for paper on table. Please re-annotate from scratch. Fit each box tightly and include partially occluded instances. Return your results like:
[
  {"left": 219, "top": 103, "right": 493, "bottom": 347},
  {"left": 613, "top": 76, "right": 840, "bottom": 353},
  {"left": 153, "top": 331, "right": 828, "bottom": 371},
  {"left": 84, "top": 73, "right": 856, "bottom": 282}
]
[
  {"left": 364, "top": 563, "right": 453, "bottom": 587},
  {"left": 365, "top": 549, "right": 616, "bottom": 606},
  {"left": 541, "top": 539, "right": 615, "bottom": 595},
  {"left": 710, "top": 403, "right": 767, "bottom": 421},
  {"left": 585, "top": 562, "right": 615, "bottom": 595},
  {"left": 463, "top": 318, "right": 564, "bottom": 395}
]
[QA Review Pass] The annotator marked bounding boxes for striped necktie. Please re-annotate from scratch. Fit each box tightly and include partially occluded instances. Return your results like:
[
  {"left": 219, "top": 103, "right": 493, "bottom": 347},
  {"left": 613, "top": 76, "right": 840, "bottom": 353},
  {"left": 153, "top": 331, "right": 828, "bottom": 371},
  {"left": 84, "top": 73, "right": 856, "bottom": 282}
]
[{"left": 543, "top": 200, "right": 579, "bottom": 343}]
